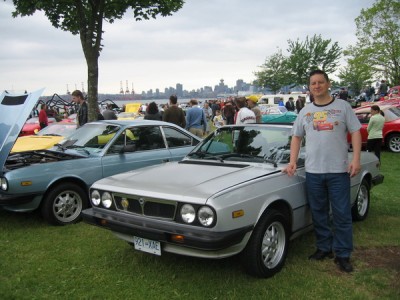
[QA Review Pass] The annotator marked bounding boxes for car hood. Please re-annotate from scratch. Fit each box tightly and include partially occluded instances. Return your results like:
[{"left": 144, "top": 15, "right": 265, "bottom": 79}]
[
  {"left": 11, "top": 135, "right": 64, "bottom": 153},
  {"left": 0, "top": 89, "right": 44, "bottom": 169},
  {"left": 93, "top": 160, "right": 280, "bottom": 202}
]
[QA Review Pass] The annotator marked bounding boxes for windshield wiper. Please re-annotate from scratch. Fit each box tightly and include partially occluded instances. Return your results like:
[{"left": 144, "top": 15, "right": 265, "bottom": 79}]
[
  {"left": 263, "top": 157, "right": 278, "bottom": 168},
  {"left": 65, "top": 145, "right": 90, "bottom": 155}
]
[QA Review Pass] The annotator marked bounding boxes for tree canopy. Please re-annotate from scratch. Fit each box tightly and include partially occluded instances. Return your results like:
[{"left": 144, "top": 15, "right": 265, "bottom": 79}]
[
  {"left": 9, "top": 0, "right": 185, "bottom": 121},
  {"left": 254, "top": 34, "right": 342, "bottom": 92}
]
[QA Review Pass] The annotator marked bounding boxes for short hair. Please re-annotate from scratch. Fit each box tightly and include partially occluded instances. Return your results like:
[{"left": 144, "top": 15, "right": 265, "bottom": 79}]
[
  {"left": 147, "top": 102, "right": 159, "bottom": 114},
  {"left": 71, "top": 90, "right": 84, "bottom": 99},
  {"left": 190, "top": 99, "right": 198, "bottom": 105},
  {"left": 169, "top": 95, "right": 178, "bottom": 104},
  {"left": 41, "top": 103, "right": 46, "bottom": 109},
  {"left": 309, "top": 69, "right": 329, "bottom": 84},
  {"left": 234, "top": 97, "right": 247, "bottom": 108},
  {"left": 371, "top": 105, "right": 380, "bottom": 112}
]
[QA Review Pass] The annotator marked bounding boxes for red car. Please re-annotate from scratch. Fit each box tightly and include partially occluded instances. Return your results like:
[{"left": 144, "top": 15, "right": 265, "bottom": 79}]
[
  {"left": 19, "top": 117, "right": 57, "bottom": 136},
  {"left": 351, "top": 104, "right": 400, "bottom": 153}
]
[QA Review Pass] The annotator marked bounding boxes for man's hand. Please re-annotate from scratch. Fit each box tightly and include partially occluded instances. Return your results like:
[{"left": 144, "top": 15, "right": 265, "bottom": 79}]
[
  {"left": 282, "top": 163, "right": 297, "bottom": 177},
  {"left": 348, "top": 159, "right": 361, "bottom": 177}
]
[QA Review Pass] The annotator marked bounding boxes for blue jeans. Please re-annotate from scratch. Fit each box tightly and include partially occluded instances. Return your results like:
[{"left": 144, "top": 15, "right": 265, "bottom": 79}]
[{"left": 305, "top": 172, "right": 353, "bottom": 258}]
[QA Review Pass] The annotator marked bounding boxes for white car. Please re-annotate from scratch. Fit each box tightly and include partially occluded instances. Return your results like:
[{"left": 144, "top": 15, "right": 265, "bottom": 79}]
[{"left": 82, "top": 124, "right": 384, "bottom": 277}]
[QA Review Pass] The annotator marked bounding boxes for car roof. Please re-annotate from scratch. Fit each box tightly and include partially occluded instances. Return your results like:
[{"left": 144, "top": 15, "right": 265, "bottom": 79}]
[{"left": 0, "top": 89, "right": 44, "bottom": 169}]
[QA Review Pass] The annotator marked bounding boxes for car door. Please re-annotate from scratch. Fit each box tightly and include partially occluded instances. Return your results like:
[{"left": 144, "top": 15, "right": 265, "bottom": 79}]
[
  {"left": 101, "top": 125, "right": 172, "bottom": 178},
  {"left": 161, "top": 126, "right": 201, "bottom": 161}
]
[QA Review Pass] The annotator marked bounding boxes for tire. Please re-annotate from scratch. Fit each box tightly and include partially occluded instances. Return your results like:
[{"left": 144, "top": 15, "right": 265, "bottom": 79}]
[
  {"left": 386, "top": 133, "right": 400, "bottom": 153},
  {"left": 242, "top": 209, "right": 289, "bottom": 278},
  {"left": 351, "top": 179, "right": 370, "bottom": 221},
  {"left": 41, "top": 182, "right": 88, "bottom": 226}
]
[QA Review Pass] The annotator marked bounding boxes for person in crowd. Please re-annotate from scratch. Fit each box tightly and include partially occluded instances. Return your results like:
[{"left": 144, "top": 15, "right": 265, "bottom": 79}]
[
  {"left": 96, "top": 107, "right": 104, "bottom": 120},
  {"left": 202, "top": 102, "right": 213, "bottom": 135},
  {"left": 211, "top": 100, "right": 221, "bottom": 120},
  {"left": 246, "top": 95, "right": 261, "bottom": 123},
  {"left": 234, "top": 97, "right": 256, "bottom": 124},
  {"left": 213, "top": 109, "right": 225, "bottom": 128},
  {"left": 38, "top": 103, "right": 48, "bottom": 129},
  {"left": 379, "top": 80, "right": 388, "bottom": 97},
  {"left": 71, "top": 90, "right": 88, "bottom": 128},
  {"left": 338, "top": 87, "right": 349, "bottom": 101},
  {"left": 185, "top": 99, "right": 207, "bottom": 137},
  {"left": 144, "top": 102, "right": 162, "bottom": 120},
  {"left": 285, "top": 97, "right": 296, "bottom": 112},
  {"left": 278, "top": 98, "right": 284, "bottom": 106},
  {"left": 162, "top": 95, "right": 186, "bottom": 128},
  {"left": 102, "top": 103, "right": 117, "bottom": 120},
  {"left": 367, "top": 105, "right": 385, "bottom": 162},
  {"left": 283, "top": 69, "right": 361, "bottom": 273},
  {"left": 222, "top": 100, "right": 236, "bottom": 125},
  {"left": 295, "top": 95, "right": 305, "bottom": 113}
]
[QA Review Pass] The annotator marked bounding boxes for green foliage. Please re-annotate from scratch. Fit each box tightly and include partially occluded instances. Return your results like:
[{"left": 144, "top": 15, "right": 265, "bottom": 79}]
[
  {"left": 254, "top": 49, "right": 290, "bottom": 93},
  {"left": 339, "top": 46, "right": 375, "bottom": 94},
  {"left": 9, "top": 0, "right": 185, "bottom": 121},
  {"left": 354, "top": 0, "right": 400, "bottom": 85},
  {"left": 255, "top": 34, "right": 342, "bottom": 91},
  {"left": 286, "top": 34, "right": 342, "bottom": 86}
]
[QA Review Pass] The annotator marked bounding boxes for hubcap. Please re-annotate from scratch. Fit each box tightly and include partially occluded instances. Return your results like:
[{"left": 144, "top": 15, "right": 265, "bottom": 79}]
[
  {"left": 389, "top": 136, "right": 400, "bottom": 152},
  {"left": 261, "top": 221, "right": 286, "bottom": 269},
  {"left": 53, "top": 190, "right": 82, "bottom": 223},
  {"left": 357, "top": 185, "right": 369, "bottom": 216}
]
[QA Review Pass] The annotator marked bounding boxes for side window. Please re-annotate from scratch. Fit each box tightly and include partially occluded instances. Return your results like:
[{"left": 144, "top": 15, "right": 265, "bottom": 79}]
[
  {"left": 133, "top": 126, "right": 165, "bottom": 151},
  {"left": 162, "top": 127, "right": 199, "bottom": 148}
]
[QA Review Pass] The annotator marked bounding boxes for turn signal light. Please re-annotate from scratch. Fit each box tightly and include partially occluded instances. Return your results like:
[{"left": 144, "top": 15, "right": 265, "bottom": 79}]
[{"left": 171, "top": 234, "right": 185, "bottom": 243}]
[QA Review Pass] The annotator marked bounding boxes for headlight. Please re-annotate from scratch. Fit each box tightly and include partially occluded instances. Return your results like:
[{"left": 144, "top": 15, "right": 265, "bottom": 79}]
[
  {"left": 198, "top": 206, "right": 214, "bottom": 227},
  {"left": 101, "top": 192, "right": 112, "bottom": 208},
  {"left": 1, "top": 177, "right": 8, "bottom": 191},
  {"left": 180, "top": 204, "right": 196, "bottom": 223},
  {"left": 91, "top": 190, "right": 101, "bottom": 206}
]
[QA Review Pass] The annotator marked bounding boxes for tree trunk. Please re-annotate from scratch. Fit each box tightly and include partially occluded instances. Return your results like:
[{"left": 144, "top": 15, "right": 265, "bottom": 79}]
[{"left": 86, "top": 54, "right": 99, "bottom": 122}]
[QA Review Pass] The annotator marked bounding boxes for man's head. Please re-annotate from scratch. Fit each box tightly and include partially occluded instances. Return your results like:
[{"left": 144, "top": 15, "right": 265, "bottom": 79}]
[
  {"left": 169, "top": 95, "right": 178, "bottom": 105},
  {"left": 189, "top": 99, "right": 198, "bottom": 106},
  {"left": 71, "top": 90, "right": 84, "bottom": 104},
  {"left": 308, "top": 69, "right": 331, "bottom": 98},
  {"left": 235, "top": 97, "right": 247, "bottom": 109},
  {"left": 289, "top": 97, "right": 294, "bottom": 101},
  {"left": 246, "top": 95, "right": 259, "bottom": 107}
]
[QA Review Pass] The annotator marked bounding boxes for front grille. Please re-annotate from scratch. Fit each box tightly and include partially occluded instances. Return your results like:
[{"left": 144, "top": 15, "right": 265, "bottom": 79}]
[{"left": 113, "top": 194, "right": 177, "bottom": 220}]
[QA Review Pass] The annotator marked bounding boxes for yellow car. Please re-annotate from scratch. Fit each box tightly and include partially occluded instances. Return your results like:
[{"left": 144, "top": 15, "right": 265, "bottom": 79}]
[{"left": 12, "top": 122, "right": 77, "bottom": 153}]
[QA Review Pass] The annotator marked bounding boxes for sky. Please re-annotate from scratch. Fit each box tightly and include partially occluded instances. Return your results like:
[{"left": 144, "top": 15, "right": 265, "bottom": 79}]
[{"left": 0, "top": 0, "right": 376, "bottom": 96}]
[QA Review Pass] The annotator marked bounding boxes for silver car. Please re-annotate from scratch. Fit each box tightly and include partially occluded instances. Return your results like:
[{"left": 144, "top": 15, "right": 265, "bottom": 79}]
[{"left": 82, "top": 124, "right": 384, "bottom": 277}]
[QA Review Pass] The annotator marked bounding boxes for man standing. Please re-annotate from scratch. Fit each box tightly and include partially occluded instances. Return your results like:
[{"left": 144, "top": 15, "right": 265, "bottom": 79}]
[
  {"left": 283, "top": 69, "right": 361, "bottom": 273},
  {"left": 367, "top": 105, "right": 385, "bottom": 161},
  {"left": 234, "top": 97, "right": 256, "bottom": 124},
  {"left": 38, "top": 103, "right": 48, "bottom": 129},
  {"left": 162, "top": 95, "right": 186, "bottom": 128},
  {"left": 246, "top": 95, "right": 261, "bottom": 123},
  {"left": 71, "top": 90, "right": 88, "bottom": 128},
  {"left": 285, "top": 97, "right": 295, "bottom": 111},
  {"left": 102, "top": 103, "right": 117, "bottom": 120},
  {"left": 185, "top": 99, "right": 207, "bottom": 137}
]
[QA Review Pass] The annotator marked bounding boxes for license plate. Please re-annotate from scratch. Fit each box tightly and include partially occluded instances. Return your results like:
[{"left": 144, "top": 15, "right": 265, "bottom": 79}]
[{"left": 133, "top": 236, "right": 161, "bottom": 256}]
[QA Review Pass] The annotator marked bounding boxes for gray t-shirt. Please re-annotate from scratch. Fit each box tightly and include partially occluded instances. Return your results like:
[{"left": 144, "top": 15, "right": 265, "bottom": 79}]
[{"left": 292, "top": 98, "right": 361, "bottom": 173}]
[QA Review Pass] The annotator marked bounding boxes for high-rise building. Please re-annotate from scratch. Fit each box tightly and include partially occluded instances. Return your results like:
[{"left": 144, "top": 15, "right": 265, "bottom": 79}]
[{"left": 176, "top": 83, "right": 183, "bottom": 97}]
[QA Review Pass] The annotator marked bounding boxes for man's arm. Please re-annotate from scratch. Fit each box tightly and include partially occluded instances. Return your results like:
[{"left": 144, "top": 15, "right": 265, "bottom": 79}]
[
  {"left": 349, "top": 130, "right": 361, "bottom": 177},
  {"left": 282, "top": 135, "right": 302, "bottom": 176}
]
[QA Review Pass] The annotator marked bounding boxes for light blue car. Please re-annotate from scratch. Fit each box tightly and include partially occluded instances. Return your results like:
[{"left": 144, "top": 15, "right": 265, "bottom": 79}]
[{"left": 0, "top": 90, "right": 201, "bottom": 225}]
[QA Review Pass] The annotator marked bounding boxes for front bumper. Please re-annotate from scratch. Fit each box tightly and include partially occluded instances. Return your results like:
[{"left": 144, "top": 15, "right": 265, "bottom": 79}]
[
  {"left": 82, "top": 208, "right": 253, "bottom": 251},
  {"left": 372, "top": 174, "right": 384, "bottom": 187},
  {"left": 0, "top": 192, "right": 41, "bottom": 206}
]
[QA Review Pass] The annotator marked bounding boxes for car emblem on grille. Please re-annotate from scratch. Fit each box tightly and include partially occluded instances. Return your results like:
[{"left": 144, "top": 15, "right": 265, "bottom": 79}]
[
  {"left": 139, "top": 197, "right": 145, "bottom": 206},
  {"left": 121, "top": 198, "right": 129, "bottom": 210}
]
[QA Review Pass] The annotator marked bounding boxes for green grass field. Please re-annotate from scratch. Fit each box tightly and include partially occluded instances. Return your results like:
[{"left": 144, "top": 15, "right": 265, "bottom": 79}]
[{"left": 0, "top": 152, "right": 399, "bottom": 299}]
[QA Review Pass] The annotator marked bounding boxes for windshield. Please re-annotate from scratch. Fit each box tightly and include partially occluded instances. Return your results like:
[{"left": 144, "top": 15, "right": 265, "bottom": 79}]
[
  {"left": 57, "top": 123, "right": 121, "bottom": 154},
  {"left": 38, "top": 123, "right": 76, "bottom": 137},
  {"left": 189, "top": 125, "right": 296, "bottom": 165}
]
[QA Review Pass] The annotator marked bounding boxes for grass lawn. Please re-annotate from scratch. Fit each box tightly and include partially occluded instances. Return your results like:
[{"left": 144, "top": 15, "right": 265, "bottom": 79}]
[{"left": 0, "top": 151, "right": 399, "bottom": 299}]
